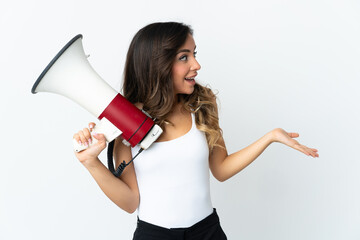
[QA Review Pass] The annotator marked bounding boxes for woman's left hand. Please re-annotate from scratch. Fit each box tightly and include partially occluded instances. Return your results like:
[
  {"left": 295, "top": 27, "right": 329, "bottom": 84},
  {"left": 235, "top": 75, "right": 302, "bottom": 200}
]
[{"left": 270, "top": 128, "right": 319, "bottom": 158}]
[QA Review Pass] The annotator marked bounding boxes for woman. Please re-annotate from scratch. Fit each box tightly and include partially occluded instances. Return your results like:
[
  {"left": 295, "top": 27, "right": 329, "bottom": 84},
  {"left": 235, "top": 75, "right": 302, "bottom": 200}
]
[{"left": 74, "top": 22, "right": 319, "bottom": 239}]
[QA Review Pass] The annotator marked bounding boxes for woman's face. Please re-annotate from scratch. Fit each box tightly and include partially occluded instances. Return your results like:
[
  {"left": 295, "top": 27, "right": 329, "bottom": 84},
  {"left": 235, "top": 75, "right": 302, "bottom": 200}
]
[{"left": 172, "top": 34, "right": 201, "bottom": 95}]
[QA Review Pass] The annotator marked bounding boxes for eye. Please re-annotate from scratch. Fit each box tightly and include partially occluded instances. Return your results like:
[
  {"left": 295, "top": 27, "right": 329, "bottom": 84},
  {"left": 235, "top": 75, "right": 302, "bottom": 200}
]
[
  {"left": 193, "top": 51, "right": 197, "bottom": 58},
  {"left": 179, "top": 55, "right": 188, "bottom": 61}
]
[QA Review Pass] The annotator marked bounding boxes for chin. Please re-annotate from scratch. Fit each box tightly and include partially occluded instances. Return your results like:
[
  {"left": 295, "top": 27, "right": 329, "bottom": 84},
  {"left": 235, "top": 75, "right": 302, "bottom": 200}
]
[
  {"left": 175, "top": 84, "right": 196, "bottom": 95},
  {"left": 184, "top": 88, "right": 195, "bottom": 95}
]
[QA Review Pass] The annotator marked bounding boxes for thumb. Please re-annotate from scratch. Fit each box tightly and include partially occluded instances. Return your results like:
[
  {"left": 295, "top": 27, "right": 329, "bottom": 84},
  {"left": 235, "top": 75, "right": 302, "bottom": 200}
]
[
  {"left": 92, "top": 132, "right": 106, "bottom": 142},
  {"left": 90, "top": 133, "right": 107, "bottom": 151},
  {"left": 288, "top": 132, "right": 299, "bottom": 138}
]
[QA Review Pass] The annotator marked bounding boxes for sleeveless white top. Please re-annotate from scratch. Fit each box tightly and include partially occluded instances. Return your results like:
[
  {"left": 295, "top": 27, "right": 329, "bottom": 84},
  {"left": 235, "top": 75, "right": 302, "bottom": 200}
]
[{"left": 131, "top": 113, "right": 213, "bottom": 228}]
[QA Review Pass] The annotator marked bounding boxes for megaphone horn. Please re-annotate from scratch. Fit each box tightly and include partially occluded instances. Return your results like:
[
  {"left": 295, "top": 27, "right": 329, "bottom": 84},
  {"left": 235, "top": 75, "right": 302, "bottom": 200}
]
[{"left": 32, "top": 34, "right": 162, "bottom": 153}]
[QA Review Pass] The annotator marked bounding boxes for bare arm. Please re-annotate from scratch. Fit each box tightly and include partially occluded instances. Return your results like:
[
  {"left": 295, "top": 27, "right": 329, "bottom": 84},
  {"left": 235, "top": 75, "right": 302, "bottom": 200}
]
[
  {"left": 74, "top": 124, "right": 139, "bottom": 213},
  {"left": 209, "top": 131, "right": 272, "bottom": 182},
  {"left": 209, "top": 129, "right": 319, "bottom": 182}
]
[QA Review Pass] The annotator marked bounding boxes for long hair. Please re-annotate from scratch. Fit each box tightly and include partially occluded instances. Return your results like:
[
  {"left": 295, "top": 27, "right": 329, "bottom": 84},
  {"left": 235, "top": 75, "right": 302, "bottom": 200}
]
[{"left": 123, "top": 22, "right": 222, "bottom": 151}]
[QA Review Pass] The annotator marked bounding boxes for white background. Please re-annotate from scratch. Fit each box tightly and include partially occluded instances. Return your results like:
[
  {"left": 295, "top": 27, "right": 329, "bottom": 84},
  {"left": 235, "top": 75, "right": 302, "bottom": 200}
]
[{"left": 1, "top": 0, "right": 359, "bottom": 239}]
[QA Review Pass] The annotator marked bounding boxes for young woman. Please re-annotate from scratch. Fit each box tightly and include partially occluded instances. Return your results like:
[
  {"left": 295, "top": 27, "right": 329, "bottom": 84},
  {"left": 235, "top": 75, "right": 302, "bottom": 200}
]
[{"left": 73, "top": 22, "right": 319, "bottom": 239}]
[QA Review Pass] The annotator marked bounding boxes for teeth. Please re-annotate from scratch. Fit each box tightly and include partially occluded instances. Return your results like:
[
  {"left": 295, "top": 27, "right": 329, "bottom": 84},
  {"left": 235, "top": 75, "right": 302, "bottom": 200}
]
[{"left": 185, "top": 77, "right": 195, "bottom": 80}]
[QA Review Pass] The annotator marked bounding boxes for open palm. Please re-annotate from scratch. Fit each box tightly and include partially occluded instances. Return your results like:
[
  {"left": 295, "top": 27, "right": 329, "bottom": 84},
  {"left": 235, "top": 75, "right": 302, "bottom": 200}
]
[{"left": 271, "top": 128, "right": 319, "bottom": 158}]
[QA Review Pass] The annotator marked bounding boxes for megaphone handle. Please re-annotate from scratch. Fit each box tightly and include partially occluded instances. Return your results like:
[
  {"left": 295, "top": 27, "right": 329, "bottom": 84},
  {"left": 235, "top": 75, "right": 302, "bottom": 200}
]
[
  {"left": 73, "top": 117, "right": 122, "bottom": 152},
  {"left": 73, "top": 132, "right": 99, "bottom": 152}
]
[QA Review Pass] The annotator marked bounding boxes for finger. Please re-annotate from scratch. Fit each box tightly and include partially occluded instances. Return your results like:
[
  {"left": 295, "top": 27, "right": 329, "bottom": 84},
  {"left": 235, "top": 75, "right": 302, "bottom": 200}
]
[
  {"left": 295, "top": 144, "right": 314, "bottom": 157},
  {"left": 293, "top": 144, "right": 319, "bottom": 158},
  {"left": 304, "top": 146, "right": 318, "bottom": 157},
  {"left": 89, "top": 122, "right": 96, "bottom": 132},
  {"left": 309, "top": 148, "right": 319, "bottom": 157},
  {"left": 83, "top": 128, "right": 92, "bottom": 145},
  {"left": 296, "top": 145, "right": 311, "bottom": 156},
  {"left": 92, "top": 133, "right": 107, "bottom": 149},
  {"left": 289, "top": 132, "right": 299, "bottom": 138},
  {"left": 302, "top": 145, "right": 315, "bottom": 157},
  {"left": 311, "top": 152, "right": 319, "bottom": 158},
  {"left": 92, "top": 132, "right": 106, "bottom": 142},
  {"left": 77, "top": 130, "right": 88, "bottom": 146},
  {"left": 291, "top": 142, "right": 303, "bottom": 152},
  {"left": 73, "top": 133, "right": 81, "bottom": 145}
]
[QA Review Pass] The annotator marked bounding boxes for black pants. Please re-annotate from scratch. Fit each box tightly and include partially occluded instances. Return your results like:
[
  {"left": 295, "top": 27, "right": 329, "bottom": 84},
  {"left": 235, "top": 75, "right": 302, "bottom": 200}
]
[{"left": 132, "top": 208, "right": 227, "bottom": 240}]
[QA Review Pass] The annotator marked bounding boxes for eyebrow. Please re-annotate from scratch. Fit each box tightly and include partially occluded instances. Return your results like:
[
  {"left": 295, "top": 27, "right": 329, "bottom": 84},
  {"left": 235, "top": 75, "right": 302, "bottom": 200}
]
[{"left": 177, "top": 46, "right": 197, "bottom": 54}]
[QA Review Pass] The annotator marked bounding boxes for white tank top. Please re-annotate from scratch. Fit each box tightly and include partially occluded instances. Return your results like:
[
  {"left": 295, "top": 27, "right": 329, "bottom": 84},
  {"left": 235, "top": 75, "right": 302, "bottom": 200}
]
[{"left": 131, "top": 113, "right": 213, "bottom": 228}]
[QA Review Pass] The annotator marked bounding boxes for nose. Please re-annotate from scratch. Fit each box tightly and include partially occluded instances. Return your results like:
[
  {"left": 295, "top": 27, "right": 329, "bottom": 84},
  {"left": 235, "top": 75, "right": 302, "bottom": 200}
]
[{"left": 191, "top": 58, "right": 201, "bottom": 71}]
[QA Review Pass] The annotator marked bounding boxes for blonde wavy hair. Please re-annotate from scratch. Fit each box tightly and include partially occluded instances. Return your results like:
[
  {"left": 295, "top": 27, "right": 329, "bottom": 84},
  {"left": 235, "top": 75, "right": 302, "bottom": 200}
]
[
  {"left": 180, "top": 85, "right": 223, "bottom": 151},
  {"left": 123, "top": 22, "right": 223, "bottom": 152}
]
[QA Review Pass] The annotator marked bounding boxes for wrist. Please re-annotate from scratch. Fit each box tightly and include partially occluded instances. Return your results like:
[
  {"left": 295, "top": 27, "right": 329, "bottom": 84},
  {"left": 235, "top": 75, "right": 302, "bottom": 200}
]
[
  {"left": 81, "top": 157, "right": 101, "bottom": 169},
  {"left": 265, "top": 130, "right": 276, "bottom": 144}
]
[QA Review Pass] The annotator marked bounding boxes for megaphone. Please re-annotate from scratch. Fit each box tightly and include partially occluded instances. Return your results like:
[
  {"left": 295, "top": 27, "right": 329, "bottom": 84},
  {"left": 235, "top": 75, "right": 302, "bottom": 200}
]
[{"left": 32, "top": 34, "right": 162, "bottom": 175}]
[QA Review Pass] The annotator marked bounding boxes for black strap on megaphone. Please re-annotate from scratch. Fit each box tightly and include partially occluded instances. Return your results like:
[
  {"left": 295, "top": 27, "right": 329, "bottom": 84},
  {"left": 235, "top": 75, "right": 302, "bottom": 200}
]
[{"left": 107, "top": 140, "right": 143, "bottom": 177}]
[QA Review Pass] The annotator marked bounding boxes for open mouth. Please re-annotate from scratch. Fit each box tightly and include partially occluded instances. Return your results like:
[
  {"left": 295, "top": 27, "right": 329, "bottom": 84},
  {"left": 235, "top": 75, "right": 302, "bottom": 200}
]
[{"left": 185, "top": 77, "right": 195, "bottom": 83}]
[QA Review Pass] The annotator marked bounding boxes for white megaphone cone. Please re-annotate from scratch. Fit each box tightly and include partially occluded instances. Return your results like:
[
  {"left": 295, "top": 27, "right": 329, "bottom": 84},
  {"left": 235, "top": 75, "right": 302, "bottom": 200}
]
[
  {"left": 32, "top": 34, "right": 162, "bottom": 153},
  {"left": 32, "top": 34, "right": 118, "bottom": 119}
]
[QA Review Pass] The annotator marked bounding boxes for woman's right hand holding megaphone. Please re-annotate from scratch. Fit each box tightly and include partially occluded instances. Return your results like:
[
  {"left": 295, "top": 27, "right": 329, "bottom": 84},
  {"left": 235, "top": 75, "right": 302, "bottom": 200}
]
[{"left": 73, "top": 122, "right": 107, "bottom": 166}]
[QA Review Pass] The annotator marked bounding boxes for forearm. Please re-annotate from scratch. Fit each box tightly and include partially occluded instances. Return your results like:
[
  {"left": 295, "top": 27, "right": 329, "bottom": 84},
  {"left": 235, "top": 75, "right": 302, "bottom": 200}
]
[
  {"left": 83, "top": 159, "right": 139, "bottom": 213},
  {"left": 217, "top": 131, "right": 273, "bottom": 181}
]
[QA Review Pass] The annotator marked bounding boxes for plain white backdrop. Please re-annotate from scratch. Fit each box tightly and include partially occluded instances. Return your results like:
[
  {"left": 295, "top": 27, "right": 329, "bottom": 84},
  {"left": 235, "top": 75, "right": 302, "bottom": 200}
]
[{"left": 1, "top": 0, "right": 359, "bottom": 239}]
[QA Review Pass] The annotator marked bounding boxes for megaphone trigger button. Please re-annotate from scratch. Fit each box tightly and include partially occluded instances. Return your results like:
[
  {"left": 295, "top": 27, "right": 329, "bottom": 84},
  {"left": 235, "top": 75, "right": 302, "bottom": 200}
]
[{"left": 152, "top": 128, "right": 160, "bottom": 136}]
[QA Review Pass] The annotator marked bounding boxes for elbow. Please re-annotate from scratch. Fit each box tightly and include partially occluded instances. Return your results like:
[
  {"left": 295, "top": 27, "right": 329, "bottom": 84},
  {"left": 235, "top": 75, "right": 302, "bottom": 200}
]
[
  {"left": 213, "top": 170, "right": 237, "bottom": 182},
  {"left": 121, "top": 193, "right": 139, "bottom": 214},
  {"left": 122, "top": 201, "right": 138, "bottom": 214},
  {"left": 124, "top": 206, "right": 137, "bottom": 214},
  {"left": 217, "top": 176, "right": 228, "bottom": 182},
  {"left": 213, "top": 173, "right": 228, "bottom": 182},
  {"left": 218, "top": 178, "right": 226, "bottom": 183}
]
